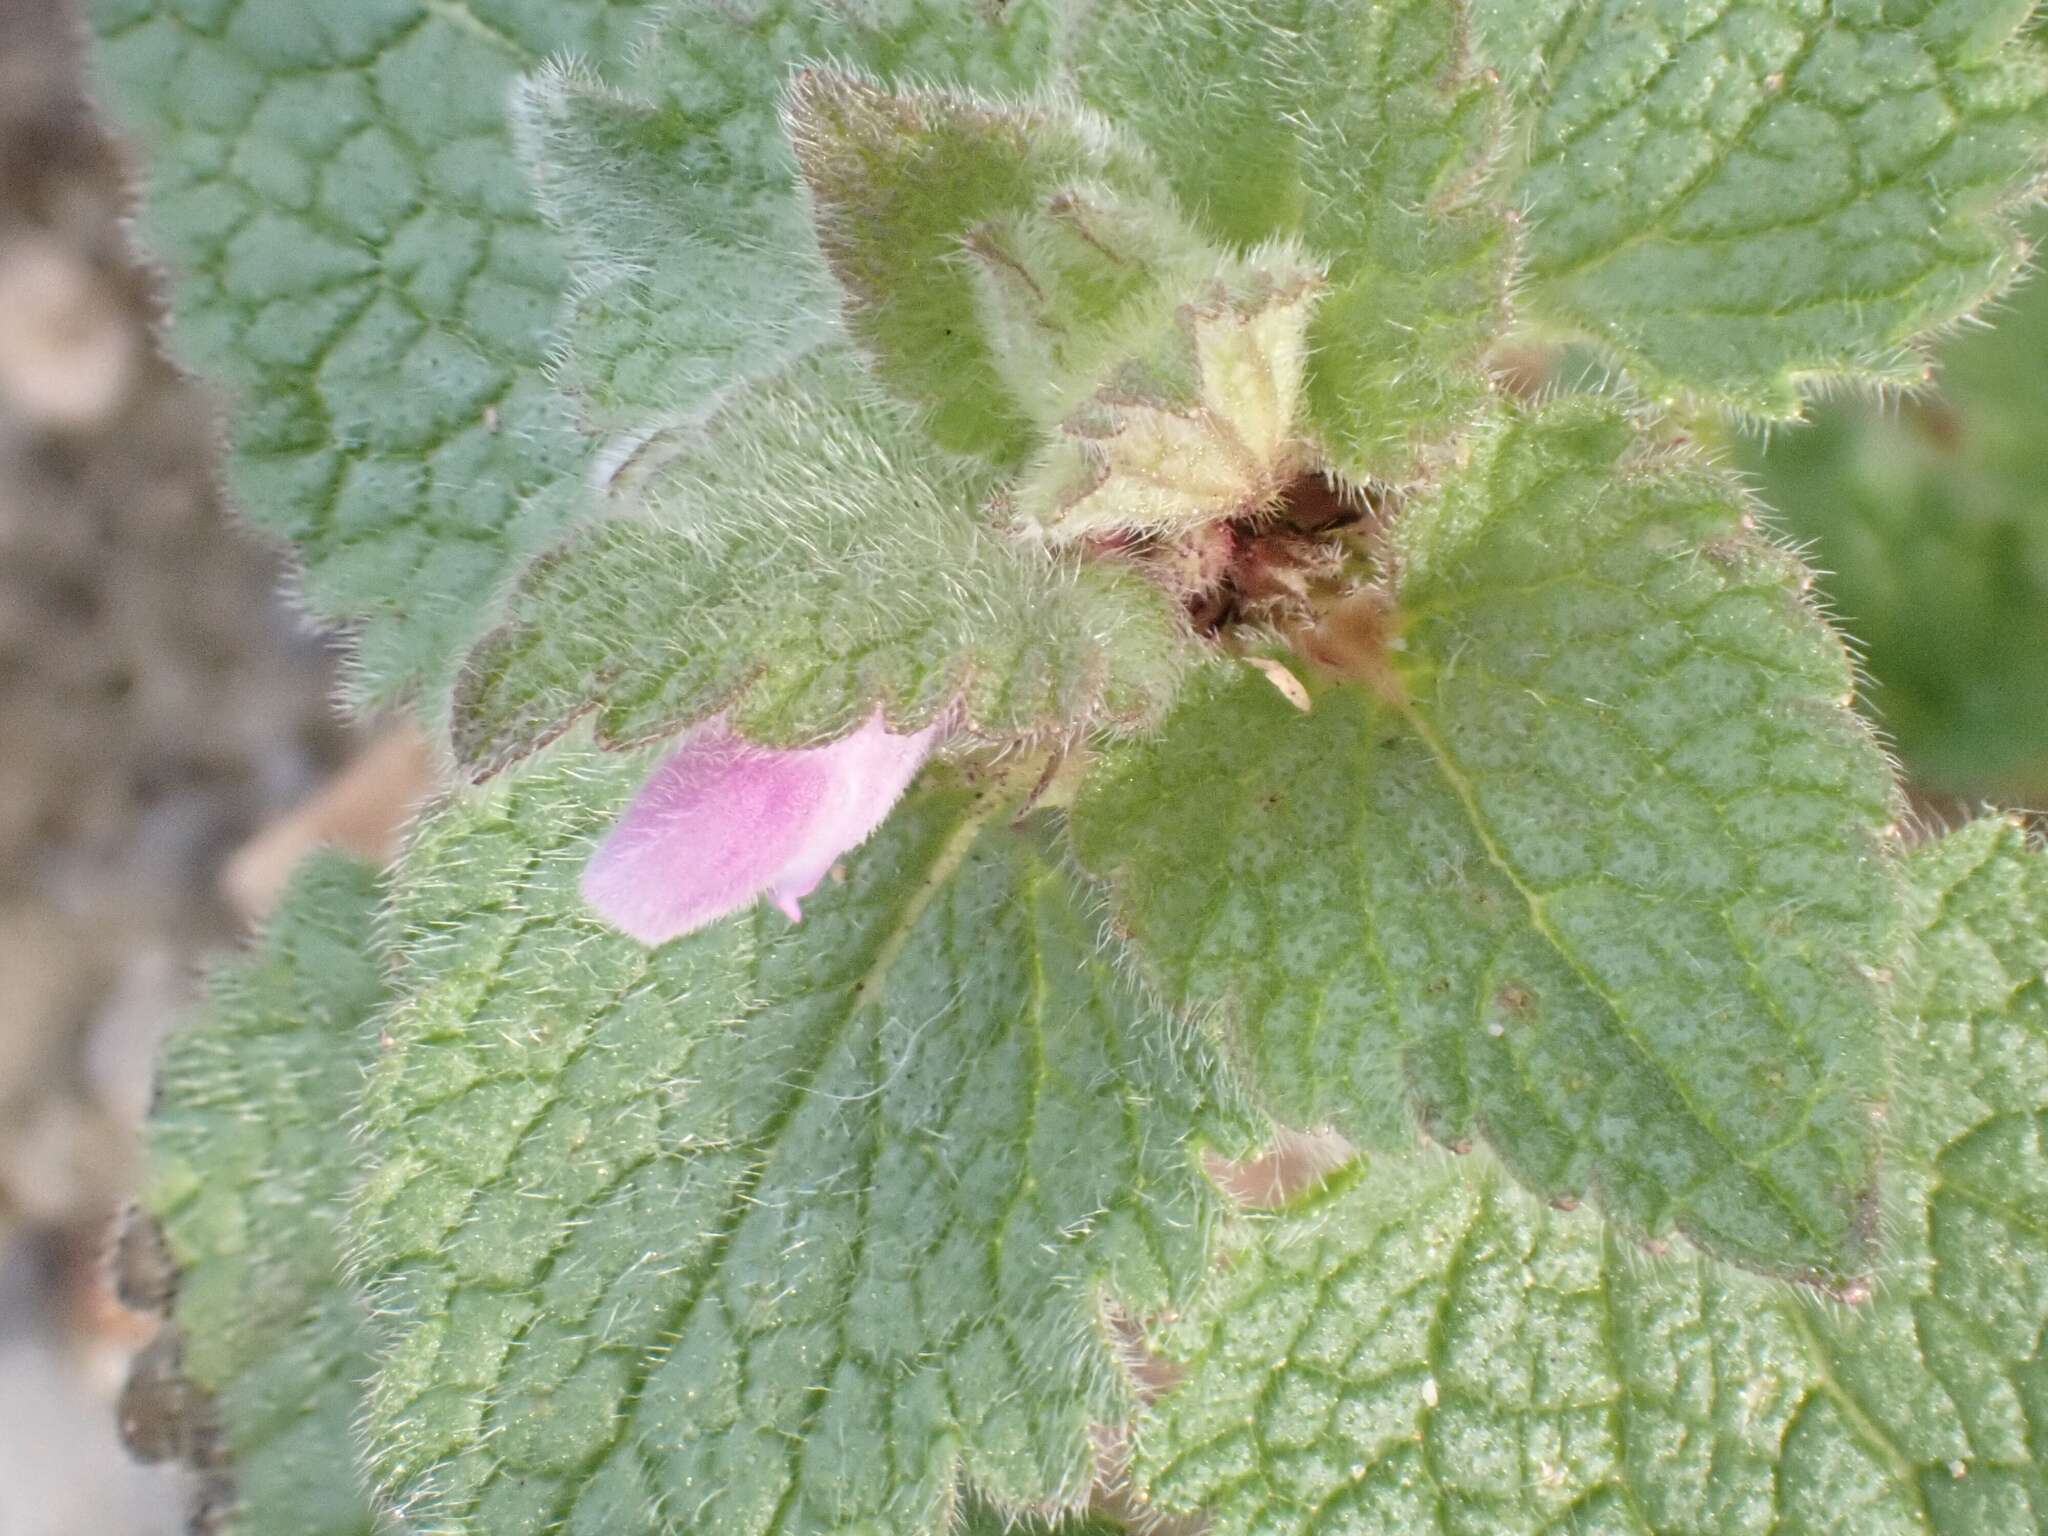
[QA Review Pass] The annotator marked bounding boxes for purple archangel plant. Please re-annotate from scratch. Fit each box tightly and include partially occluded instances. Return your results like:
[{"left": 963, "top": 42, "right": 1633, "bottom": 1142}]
[{"left": 88, "top": 1, "right": 2048, "bottom": 1533}]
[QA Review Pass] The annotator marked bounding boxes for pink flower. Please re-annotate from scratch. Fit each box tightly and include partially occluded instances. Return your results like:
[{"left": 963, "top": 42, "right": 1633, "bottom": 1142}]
[{"left": 581, "top": 710, "right": 942, "bottom": 944}]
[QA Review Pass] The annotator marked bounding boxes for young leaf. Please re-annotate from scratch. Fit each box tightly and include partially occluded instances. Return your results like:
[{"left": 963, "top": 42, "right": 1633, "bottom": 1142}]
[
  {"left": 451, "top": 353, "right": 1188, "bottom": 776},
  {"left": 789, "top": 69, "right": 1255, "bottom": 471},
  {"left": 1130, "top": 819, "right": 2048, "bottom": 1536},
  {"left": 1064, "top": 0, "right": 1513, "bottom": 484},
  {"left": 355, "top": 741, "right": 1253, "bottom": 1535},
  {"left": 1014, "top": 259, "right": 1326, "bottom": 544},
  {"left": 516, "top": 0, "right": 1064, "bottom": 439},
  {"left": 1073, "top": 401, "right": 1901, "bottom": 1284},
  {"left": 788, "top": 71, "right": 1346, "bottom": 538},
  {"left": 141, "top": 853, "right": 392, "bottom": 1536},
  {"left": 85, "top": 0, "right": 646, "bottom": 704},
  {"left": 1478, "top": 0, "right": 2048, "bottom": 414}
]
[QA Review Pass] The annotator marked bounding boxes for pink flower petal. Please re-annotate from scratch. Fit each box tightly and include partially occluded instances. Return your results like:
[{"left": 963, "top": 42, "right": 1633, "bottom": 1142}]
[
  {"left": 582, "top": 711, "right": 941, "bottom": 945},
  {"left": 762, "top": 714, "right": 943, "bottom": 920}
]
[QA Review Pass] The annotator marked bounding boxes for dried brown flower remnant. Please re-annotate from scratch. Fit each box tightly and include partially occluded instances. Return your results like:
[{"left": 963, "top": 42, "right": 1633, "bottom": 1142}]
[{"left": 1101, "top": 468, "right": 1377, "bottom": 636}]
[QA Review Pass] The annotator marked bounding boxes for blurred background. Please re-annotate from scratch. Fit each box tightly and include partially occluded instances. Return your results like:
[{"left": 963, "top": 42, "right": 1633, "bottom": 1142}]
[
  {"left": 0, "top": 3, "right": 409, "bottom": 1532},
  {"left": 0, "top": 1, "right": 2044, "bottom": 1533}
]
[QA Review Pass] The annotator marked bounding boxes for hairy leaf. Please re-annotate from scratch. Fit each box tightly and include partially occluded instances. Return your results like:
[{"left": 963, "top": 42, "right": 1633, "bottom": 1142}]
[
  {"left": 86, "top": 0, "right": 645, "bottom": 703},
  {"left": 957, "top": 1502, "right": 1130, "bottom": 1536},
  {"left": 788, "top": 70, "right": 1192, "bottom": 465},
  {"left": 1739, "top": 221, "right": 2048, "bottom": 798},
  {"left": 519, "top": 0, "right": 1063, "bottom": 439},
  {"left": 451, "top": 354, "right": 1187, "bottom": 775},
  {"left": 786, "top": 67, "right": 1329, "bottom": 545},
  {"left": 512, "top": 58, "right": 837, "bottom": 439},
  {"left": 624, "top": 0, "right": 1063, "bottom": 101},
  {"left": 1074, "top": 402, "right": 1900, "bottom": 1283},
  {"left": 1014, "top": 260, "right": 1325, "bottom": 543},
  {"left": 1131, "top": 819, "right": 2048, "bottom": 1536},
  {"left": 1479, "top": 0, "right": 2048, "bottom": 413},
  {"left": 142, "top": 854, "right": 391, "bottom": 1536},
  {"left": 1065, "top": 0, "right": 1512, "bottom": 484},
  {"left": 354, "top": 742, "right": 1251, "bottom": 1535}
]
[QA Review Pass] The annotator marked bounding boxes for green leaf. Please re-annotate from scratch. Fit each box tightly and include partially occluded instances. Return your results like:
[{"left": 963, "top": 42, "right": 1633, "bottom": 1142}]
[
  {"left": 1481, "top": 0, "right": 2048, "bottom": 414},
  {"left": 450, "top": 353, "right": 1188, "bottom": 775},
  {"left": 1130, "top": 819, "right": 2048, "bottom": 1536},
  {"left": 1737, "top": 221, "right": 2048, "bottom": 798},
  {"left": 789, "top": 70, "right": 1194, "bottom": 465},
  {"left": 626, "top": 0, "right": 1064, "bottom": 99},
  {"left": 1073, "top": 401, "right": 1901, "bottom": 1284},
  {"left": 143, "top": 853, "right": 392, "bottom": 1536},
  {"left": 790, "top": 74, "right": 1329, "bottom": 541},
  {"left": 957, "top": 1503, "right": 1131, "bottom": 1536},
  {"left": 86, "top": 0, "right": 647, "bottom": 705},
  {"left": 354, "top": 740, "right": 1253, "bottom": 1535},
  {"left": 516, "top": 0, "right": 1064, "bottom": 440},
  {"left": 1065, "top": 0, "right": 1512, "bottom": 484},
  {"left": 511, "top": 58, "right": 837, "bottom": 438},
  {"left": 1465, "top": 0, "right": 1575, "bottom": 97}
]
